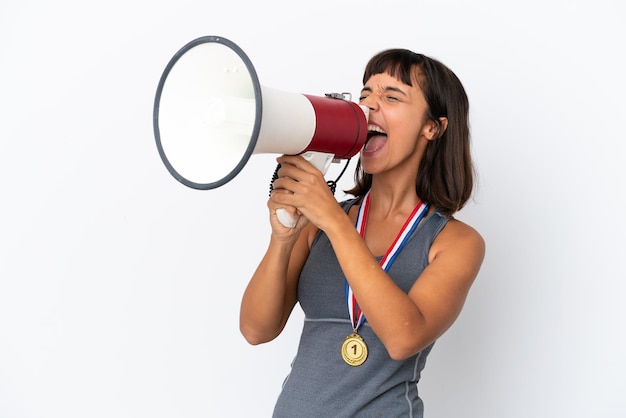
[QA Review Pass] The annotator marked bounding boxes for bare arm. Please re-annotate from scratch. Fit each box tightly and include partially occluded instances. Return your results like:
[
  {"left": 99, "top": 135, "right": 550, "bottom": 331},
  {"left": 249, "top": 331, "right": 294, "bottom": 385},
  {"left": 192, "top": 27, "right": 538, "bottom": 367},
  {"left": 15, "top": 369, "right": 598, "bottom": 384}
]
[
  {"left": 324, "top": 217, "right": 484, "bottom": 359},
  {"left": 239, "top": 201, "right": 315, "bottom": 345}
]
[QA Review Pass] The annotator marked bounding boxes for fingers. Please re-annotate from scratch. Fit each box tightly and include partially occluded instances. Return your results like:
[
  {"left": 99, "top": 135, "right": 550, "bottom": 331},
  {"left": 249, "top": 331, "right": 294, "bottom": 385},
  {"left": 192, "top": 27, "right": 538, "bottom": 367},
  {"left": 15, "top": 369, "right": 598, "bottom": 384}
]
[
  {"left": 272, "top": 156, "right": 323, "bottom": 194},
  {"left": 270, "top": 154, "right": 337, "bottom": 230},
  {"left": 276, "top": 155, "right": 321, "bottom": 174},
  {"left": 267, "top": 198, "right": 309, "bottom": 234},
  {"left": 275, "top": 154, "right": 306, "bottom": 167}
]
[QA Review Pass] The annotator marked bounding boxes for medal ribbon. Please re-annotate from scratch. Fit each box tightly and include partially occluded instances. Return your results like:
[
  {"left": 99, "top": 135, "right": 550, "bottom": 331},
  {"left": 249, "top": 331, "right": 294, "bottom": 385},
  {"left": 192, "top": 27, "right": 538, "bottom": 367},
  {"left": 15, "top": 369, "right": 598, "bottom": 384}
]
[{"left": 345, "top": 191, "right": 430, "bottom": 332}]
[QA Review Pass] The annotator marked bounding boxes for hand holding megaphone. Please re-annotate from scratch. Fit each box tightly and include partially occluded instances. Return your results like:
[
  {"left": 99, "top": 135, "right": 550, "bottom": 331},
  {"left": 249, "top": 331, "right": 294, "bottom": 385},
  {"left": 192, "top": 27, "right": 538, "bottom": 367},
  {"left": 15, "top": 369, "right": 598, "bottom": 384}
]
[
  {"left": 272, "top": 151, "right": 335, "bottom": 228},
  {"left": 153, "top": 36, "right": 369, "bottom": 226}
]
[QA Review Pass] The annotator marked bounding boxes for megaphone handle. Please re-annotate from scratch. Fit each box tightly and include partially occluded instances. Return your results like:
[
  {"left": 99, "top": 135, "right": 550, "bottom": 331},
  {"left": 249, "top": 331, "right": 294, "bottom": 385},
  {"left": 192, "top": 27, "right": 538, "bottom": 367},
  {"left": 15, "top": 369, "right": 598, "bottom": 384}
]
[
  {"left": 276, "top": 208, "right": 299, "bottom": 228},
  {"left": 300, "top": 151, "right": 334, "bottom": 175},
  {"left": 274, "top": 152, "right": 335, "bottom": 228}
]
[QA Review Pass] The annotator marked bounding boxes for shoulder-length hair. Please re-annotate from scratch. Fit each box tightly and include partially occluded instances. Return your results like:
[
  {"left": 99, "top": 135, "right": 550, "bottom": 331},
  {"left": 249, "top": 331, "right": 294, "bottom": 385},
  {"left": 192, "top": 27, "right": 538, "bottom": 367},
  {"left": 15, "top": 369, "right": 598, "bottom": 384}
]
[{"left": 345, "top": 49, "right": 474, "bottom": 216}]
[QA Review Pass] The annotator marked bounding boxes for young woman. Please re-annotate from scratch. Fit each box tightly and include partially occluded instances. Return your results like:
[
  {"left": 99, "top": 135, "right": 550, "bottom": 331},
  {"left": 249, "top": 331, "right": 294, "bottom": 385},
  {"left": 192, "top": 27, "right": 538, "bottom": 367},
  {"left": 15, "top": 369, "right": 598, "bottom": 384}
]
[{"left": 240, "top": 48, "right": 485, "bottom": 417}]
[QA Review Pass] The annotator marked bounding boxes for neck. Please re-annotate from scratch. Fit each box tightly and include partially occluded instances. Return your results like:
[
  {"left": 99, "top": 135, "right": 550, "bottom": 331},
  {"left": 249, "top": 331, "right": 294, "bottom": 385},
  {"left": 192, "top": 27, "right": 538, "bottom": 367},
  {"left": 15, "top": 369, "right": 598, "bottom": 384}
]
[{"left": 367, "top": 176, "right": 420, "bottom": 219}]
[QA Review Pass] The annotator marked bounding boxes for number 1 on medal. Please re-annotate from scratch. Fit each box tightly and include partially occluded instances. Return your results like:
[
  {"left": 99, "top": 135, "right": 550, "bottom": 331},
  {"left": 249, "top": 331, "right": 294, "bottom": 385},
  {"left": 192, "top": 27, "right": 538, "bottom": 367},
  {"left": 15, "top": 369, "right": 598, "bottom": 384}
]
[{"left": 341, "top": 333, "right": 368, "bottom": 366}]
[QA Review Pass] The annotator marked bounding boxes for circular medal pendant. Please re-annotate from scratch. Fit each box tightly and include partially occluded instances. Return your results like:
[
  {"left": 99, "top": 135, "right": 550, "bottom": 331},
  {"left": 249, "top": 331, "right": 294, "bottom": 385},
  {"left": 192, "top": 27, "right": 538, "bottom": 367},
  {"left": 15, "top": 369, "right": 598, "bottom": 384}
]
[{"left": 341, "top": 333, "right": 368, "bottom": 366}]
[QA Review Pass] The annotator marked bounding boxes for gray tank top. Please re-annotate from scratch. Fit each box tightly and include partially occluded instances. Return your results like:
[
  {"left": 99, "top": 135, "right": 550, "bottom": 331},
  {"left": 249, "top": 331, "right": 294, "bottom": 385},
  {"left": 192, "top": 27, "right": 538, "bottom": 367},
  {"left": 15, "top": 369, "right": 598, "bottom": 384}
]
[{"left": 273, "top": 198, "right": 449, "bottom": 418}]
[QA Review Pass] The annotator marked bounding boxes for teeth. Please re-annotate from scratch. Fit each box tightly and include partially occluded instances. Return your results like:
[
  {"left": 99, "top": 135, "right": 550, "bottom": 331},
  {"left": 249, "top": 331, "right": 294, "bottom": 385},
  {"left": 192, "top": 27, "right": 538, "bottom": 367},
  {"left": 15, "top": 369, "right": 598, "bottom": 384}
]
[{"left": 367, "top": 124, "right": 387, "bottom": 134}]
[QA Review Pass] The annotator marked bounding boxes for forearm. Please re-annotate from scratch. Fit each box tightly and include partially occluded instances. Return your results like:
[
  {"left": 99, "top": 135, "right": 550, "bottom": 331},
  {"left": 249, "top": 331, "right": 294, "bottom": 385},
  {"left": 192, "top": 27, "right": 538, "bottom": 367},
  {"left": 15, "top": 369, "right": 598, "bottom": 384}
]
[
  {"left": 323, "top": 219, "right": 428, "bottom": 358},
  {"left": 324, "top": 218, "right": 484, "bottom": 360},
  {"left": 239, "top": 236, "right": 298, "bottom": 345}
]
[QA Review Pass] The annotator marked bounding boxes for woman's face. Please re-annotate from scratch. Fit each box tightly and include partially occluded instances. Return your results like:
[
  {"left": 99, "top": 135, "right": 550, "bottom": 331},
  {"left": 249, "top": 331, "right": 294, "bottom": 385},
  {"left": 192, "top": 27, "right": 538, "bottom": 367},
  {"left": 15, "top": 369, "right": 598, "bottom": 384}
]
[{"left": 358, "top": 70, "right": 433, "bottom": 176}]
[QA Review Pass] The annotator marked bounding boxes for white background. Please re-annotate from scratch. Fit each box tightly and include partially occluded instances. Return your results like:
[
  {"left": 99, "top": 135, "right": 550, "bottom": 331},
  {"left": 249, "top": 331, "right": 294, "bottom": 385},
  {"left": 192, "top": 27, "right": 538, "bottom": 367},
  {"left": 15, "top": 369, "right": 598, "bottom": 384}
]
[{"left": 1, "top": 0, "right": 625, "bottom": 417}]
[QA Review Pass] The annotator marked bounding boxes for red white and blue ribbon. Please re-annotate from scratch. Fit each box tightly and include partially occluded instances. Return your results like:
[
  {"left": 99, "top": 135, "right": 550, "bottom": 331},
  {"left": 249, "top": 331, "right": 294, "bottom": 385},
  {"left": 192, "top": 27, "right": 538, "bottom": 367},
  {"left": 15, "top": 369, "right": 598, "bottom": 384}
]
[{"left": 345, "top": 191, "right": 430, "bottom": 332}]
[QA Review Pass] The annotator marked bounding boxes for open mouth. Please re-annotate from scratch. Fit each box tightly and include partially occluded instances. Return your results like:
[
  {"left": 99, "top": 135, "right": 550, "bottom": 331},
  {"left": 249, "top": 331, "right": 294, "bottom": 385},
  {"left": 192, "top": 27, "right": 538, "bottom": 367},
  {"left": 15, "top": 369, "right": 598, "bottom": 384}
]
[{"left": 364, "top": 125, "right": 388, "bottom": 152}]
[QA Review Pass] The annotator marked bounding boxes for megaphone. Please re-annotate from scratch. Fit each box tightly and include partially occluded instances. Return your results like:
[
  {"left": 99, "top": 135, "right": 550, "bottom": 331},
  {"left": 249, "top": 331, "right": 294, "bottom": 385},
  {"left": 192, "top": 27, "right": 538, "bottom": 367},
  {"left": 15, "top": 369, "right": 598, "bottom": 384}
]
[{"left": 153, "top": 36, "right": 369, "bottom": 226}]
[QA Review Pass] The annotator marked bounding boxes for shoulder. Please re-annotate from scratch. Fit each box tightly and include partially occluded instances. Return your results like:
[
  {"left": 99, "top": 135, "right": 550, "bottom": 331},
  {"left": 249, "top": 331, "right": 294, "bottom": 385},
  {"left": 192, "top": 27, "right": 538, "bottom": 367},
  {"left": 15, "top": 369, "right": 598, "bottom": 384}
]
[
  {"left": 430, "top": 217, "right": 485, "bottom": 266},
  {"left": 339, "top": 196, "right": 361, "bottom": 211}
]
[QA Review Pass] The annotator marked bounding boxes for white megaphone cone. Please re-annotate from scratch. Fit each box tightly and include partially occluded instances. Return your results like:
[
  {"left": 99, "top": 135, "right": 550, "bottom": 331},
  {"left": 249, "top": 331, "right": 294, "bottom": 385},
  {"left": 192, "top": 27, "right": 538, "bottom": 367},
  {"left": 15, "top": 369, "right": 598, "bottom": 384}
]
[{"left": 154, "top": 36, "right": 369, "bottom": 227}]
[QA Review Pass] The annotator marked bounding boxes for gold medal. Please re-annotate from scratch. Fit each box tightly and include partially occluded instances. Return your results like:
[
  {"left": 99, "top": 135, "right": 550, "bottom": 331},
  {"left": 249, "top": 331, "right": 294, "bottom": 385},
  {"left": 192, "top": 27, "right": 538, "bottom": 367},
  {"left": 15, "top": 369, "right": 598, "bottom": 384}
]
[{"left": 341, "top": 333, "right": 368, "bottom": 366}]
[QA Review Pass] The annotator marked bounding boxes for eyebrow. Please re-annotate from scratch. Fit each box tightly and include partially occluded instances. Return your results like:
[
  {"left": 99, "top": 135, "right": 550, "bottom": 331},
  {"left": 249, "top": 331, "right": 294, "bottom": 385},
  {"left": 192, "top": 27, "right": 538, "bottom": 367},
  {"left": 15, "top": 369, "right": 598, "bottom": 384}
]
[{"left": 360, "top": 85, "right": 408, "bottom": 96}]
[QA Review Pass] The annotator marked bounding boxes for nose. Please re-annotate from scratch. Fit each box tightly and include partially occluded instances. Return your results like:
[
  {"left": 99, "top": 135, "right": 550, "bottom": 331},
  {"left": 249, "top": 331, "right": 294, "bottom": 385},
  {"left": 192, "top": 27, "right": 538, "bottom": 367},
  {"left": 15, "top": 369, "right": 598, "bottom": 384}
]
[{"left": 359, "top": 94, "right": 378, "bottom": 111}]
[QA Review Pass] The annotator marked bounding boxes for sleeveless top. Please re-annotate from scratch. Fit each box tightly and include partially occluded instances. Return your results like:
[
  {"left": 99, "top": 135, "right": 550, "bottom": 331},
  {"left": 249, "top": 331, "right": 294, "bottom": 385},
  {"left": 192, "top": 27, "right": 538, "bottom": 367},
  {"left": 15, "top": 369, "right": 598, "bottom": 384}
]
[{"left": 272, "top": 197, "right": 450, "bottom": 418}]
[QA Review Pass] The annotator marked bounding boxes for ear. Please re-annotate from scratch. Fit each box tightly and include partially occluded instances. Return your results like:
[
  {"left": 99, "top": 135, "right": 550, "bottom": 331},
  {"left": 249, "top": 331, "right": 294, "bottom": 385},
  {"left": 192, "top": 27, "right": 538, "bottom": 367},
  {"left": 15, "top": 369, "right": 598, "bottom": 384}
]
[{"left": 424, "top": 117, "right": 448, "bottom": 140}]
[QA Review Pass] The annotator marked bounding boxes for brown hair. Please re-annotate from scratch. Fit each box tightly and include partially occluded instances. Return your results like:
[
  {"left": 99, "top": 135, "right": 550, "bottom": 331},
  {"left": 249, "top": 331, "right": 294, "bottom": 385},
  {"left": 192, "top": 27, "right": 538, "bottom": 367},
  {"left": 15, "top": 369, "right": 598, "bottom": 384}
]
[{"left": 345, "top": 49, "right": 474, "bottom": 216}]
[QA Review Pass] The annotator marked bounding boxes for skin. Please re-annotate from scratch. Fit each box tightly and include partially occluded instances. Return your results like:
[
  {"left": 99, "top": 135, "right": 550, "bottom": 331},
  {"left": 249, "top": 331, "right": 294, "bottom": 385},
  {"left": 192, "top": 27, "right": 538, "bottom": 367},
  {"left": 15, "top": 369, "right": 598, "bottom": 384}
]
[{"left": 239, "top": 71, "right": 485, "bottom": 361}]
